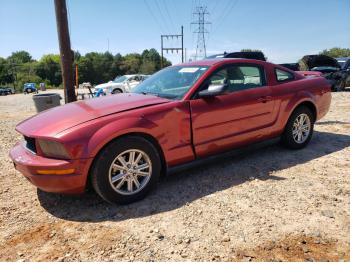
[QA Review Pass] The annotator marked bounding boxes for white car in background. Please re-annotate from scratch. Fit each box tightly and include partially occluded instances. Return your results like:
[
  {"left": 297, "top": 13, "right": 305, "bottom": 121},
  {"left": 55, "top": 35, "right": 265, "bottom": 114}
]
[{"left": 95, "top": 74, "right": 149, "bottom": 94}]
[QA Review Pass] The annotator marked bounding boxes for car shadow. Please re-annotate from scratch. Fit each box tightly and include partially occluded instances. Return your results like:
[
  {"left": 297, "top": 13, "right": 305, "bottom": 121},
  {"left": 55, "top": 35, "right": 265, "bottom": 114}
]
[
  {"left": 316, "top": 120, "right": 350, "bottom": 125},
  {"left": 38, "top": 130, "right": 350, "bottom": 222}
]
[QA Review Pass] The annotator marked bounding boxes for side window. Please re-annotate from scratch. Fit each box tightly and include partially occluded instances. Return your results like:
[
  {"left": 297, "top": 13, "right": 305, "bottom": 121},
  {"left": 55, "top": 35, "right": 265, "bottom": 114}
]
[
  {"left": 275, "top": 68, "right": 294, "bottom": 82},
  {"left": 209, "top": 69, "right": 227, "bottom": 85},
  {"left": 205, "top": 65, "right": 265, "bottom": 93}
]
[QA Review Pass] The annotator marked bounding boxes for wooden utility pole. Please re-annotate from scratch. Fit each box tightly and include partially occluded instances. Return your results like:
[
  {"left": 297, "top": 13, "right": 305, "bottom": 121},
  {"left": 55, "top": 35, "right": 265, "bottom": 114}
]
[
  {"left": 54, "top": 0, "right": 76, "bottom": 103},
  {"left": 75, "top": 63, "right": 78, "bottom": 89}
]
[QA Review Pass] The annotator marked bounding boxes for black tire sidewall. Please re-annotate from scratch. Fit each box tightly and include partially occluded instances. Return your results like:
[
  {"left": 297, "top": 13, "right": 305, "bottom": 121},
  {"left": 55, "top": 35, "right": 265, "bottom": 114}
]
[
  {"left": 112, "top": 89, "right": 122, "bottom": 94},
  {"left": 91, "top": 136, "right": 161, "bottom": 204},
  {"left": 282, "top": 106, "right": 314, "bottom": 149}
]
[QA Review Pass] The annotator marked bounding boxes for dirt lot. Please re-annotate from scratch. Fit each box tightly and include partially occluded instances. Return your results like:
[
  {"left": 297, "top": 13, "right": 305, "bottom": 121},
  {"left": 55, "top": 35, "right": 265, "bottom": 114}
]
[{"left": 0, "top": 90, "right": 349, "bottom": 261}]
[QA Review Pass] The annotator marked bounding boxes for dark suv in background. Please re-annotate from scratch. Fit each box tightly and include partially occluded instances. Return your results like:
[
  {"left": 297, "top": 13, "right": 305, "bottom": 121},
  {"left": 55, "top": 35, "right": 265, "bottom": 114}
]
[
  {"left": 336, "top": 57, "right": 350, "bottom": 89},
  {"left": 281, "top": 55, "right": 349, "bottom": 91},
  {"left": 0, "top": 87, "right": 15, "bottom": 96},
  {"left": 207, "top": 51, "right": 266, "bottom": 61}
]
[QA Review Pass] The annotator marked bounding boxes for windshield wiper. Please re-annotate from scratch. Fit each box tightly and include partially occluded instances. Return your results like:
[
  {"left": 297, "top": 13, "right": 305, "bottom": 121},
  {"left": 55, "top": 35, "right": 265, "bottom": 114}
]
[
  {"left": 138, "top": 91, "right": 177, "bottom": 100},
  {"left": 140, "top": 91, "right": 159, "bottom": 97}
]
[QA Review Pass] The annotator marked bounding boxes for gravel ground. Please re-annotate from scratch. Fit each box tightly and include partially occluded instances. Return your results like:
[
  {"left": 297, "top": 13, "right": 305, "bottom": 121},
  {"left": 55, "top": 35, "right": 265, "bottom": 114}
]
[{"left": 0, "top": 90, "right": 350, "bottom": 261}]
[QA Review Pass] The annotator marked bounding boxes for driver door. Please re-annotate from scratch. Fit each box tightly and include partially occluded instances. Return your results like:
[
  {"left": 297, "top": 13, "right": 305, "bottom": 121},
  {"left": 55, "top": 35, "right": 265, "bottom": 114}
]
[{"left": 190, "top": 64, "right": 275, "bottom": 157}]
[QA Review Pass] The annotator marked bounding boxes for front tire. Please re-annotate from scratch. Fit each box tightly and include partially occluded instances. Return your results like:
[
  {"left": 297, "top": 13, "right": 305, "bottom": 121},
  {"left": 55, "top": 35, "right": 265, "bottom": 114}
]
[
  {"left": 281, "top": 106, "right": 314, "bottom": 149},
  {"left": 91, "top": 136, "right": 161, "bottom": 204},
  {"left": 111, "top": 89, "right": 122, "bottom": 94}
]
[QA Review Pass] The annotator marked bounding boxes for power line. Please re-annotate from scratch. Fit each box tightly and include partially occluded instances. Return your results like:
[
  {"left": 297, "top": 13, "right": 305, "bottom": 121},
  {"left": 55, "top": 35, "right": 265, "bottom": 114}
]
[
  {"left": 154, "top": 0, "right": 172, "bottom": 33},
  {"left": 208, "top": 0, "right": 221, "bottom": 20},
  {"left": 212, "top": 0, "right": 238, "bottom": 34},
  {"left": 144, "top": 0, "right": 167, "bottom": 33},
  {"left": 162, "top": 0, "right": 176, "bottom": 32},
  {"left": 191, "top": 5, "right": 211, "bottom": 60}
]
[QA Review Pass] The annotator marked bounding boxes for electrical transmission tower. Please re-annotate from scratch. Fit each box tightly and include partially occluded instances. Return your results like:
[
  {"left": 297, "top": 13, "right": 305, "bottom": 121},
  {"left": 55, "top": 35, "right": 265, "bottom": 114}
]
[{"left": 191, "top": 6, "right": 211, "bottom": 60}]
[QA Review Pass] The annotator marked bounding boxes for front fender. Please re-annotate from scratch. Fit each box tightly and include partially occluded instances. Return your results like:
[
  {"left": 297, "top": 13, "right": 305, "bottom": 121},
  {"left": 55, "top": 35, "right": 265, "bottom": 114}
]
[{"left": 86, "top": 117, "right": 160, "bottom": 158}]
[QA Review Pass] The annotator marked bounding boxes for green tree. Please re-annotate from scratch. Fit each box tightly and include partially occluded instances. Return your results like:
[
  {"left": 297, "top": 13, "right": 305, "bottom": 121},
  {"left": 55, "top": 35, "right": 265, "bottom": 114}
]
[
  {"left": 35, "top": 54, "right": 62, "bottom": 86},
  {"left": 120, "top": 53, "right": 142, "bottom": 74},
  {"left": 1, "top": 49, "right": 171, "bottom": 88},
  {"left": 320, "top": 47, "right": 350, "bottom": 58},
  {"left": 7, "top": 51, "right": 32, "bottom": 64},
  {"left": 0, "top": 57, "right": 14, "bottom": 85},
  {"left": 140, "top": 48, "right": 171, "bottom": 74},
  {"left": 78, "top": 52, "right": 112, "bottom": 84}
]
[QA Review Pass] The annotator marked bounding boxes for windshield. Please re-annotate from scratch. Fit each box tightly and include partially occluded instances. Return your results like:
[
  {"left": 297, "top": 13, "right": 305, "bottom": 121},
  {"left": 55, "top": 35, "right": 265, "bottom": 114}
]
[
  {"left": 113, "top": 75, "right": 128, "bottom": 83},
  {"left": 132, "top": 66, "right": 209, "bottom": 99}
]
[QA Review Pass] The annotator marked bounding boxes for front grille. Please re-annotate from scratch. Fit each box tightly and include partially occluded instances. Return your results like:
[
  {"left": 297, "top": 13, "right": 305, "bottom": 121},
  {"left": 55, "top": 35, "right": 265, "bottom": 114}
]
[{"left": 24, "top": 136, "right": 37, "bottom": 154}]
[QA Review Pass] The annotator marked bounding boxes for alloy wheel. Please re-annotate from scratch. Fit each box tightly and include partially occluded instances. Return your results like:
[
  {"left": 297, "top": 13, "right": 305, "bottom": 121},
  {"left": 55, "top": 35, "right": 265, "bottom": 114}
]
[
  {"left": 292, "top": 113, "right": 311, "bottom": 144},
  {"left": 108, "top": 149, "right": 152, "bottom": 195}
]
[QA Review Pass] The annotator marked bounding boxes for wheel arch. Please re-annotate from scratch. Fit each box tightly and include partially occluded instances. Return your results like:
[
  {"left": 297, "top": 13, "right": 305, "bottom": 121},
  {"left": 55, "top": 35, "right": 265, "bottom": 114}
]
[
  {"left": 293, "top": 101, "right": 317, "bottom": 122},
  {"left": 281, "top": 100, "right": 317, "bottom": 135},
  {"left": 282, "top": 93, "right": 317, "bottom": 123},
  {"left": 112, "top": 87, "right": 124, "bottom": 93},
  {"left": 87, "top": 132, "right": 167, "bottom": 186}
]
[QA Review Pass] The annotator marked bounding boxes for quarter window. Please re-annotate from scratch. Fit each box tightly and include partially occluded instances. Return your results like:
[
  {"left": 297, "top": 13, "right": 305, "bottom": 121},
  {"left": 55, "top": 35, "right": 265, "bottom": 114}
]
[{"left": 275, "top": 68, "right": 294, "bottom": 82}]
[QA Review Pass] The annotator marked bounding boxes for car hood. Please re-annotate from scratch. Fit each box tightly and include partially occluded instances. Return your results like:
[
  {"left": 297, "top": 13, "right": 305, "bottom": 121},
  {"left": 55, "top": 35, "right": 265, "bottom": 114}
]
[
  {"left": 16, "top": 93, "right": 170, "bottom": 137},
  {"left": 300, "top": 55, "right": 341, "bottom": 70}
]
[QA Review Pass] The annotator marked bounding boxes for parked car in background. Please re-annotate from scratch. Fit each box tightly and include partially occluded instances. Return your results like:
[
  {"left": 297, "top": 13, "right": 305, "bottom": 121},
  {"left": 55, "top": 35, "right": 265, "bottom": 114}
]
[
  {"left": 336, "top": 57, "right": 350, "bottom": 69},
  {"left": 10, "top": 58, "right": 331, "bottom": 204},
  {"left": 336, "top": 57, "right": 350, "bottom": 89},
  {"left": 207, "top": 51, "right": 266, "bottom": 61},
  {"left": 298, "top": 55, "right": 344, "bottom": 91},
  {"left": 0, "top": 87, "right": 15, "bottom": 95},
  {"left": 23, "top": 83, "right": 38, "bottom": 94},
  {"left": 94, "top": 74, "right": 149, "bottom": 95}
]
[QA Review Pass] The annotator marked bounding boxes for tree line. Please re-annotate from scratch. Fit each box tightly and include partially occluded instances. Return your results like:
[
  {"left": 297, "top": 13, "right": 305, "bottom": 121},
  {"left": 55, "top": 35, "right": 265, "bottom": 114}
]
[
  {"left": 1, "top": 47, "right": 349, "bottom": 90},
  {"left": 0, "top": 49, "right": 171, "bottom": 90}
]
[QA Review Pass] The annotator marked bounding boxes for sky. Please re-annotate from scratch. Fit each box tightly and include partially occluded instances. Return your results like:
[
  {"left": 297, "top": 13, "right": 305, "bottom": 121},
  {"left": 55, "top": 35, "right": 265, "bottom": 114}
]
[{"left": 0, "top": 0, "right": 349, "bottom": 64}]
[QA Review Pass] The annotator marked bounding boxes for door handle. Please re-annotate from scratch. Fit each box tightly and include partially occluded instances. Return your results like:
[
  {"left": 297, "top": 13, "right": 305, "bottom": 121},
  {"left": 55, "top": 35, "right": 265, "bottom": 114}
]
[{"left": 258, "top": 96, "right": 272, "bottom": 103}]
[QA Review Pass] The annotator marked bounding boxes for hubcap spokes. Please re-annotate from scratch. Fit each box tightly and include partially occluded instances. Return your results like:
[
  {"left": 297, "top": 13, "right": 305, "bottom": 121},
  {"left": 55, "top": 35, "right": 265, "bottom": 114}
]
[
  {"left": 109, "top": 149, "right": 152, "bottom": 195},
  {"left": 292, "top": 113, "right": 311, "bottom": 144}
]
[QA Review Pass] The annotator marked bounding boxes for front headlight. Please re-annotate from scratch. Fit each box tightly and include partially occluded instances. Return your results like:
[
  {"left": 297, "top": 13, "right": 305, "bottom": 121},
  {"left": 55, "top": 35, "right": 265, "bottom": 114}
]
[{"left": 37, "top": 139, "right": 70, "bottom": 159}]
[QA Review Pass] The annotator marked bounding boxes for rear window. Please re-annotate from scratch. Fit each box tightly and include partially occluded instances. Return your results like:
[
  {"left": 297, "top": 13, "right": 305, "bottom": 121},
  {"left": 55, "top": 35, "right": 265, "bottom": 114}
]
[{"left": 275, "top": 68, "right": 294, "bottom": 82}]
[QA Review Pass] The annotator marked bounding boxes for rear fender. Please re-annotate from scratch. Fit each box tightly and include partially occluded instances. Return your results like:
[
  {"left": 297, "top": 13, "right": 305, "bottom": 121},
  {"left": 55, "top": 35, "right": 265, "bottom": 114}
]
[{"left": 280, "top": 90, "right": 317, "bottom": 130}]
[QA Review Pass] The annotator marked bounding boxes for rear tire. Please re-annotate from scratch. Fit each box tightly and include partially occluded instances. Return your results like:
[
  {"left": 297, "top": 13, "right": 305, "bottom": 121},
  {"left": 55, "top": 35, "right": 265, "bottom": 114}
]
[
  {"left": 281, "top": 106, "right": 314, "bottom": 149},
  {"left": 91, "top": 136, "right": 161, "bottom": 204}
]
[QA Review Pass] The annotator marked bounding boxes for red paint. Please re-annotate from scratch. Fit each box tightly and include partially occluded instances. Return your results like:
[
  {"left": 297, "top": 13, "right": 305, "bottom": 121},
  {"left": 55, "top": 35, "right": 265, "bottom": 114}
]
[
  {"left": 296, "top": 71, "right": 323, "bottom": 77},
  {"left": 9, "top": 59, "right": 331, "bottom": 194}
]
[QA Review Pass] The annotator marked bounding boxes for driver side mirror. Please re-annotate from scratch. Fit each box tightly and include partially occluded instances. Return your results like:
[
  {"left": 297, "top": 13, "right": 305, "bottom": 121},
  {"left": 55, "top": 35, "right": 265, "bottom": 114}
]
[{"left": 198, "top": 83, "right": 228, "bottom": 98}]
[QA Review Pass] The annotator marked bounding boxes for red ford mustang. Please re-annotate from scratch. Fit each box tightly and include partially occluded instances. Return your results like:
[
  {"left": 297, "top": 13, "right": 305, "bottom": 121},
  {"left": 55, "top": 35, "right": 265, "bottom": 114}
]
[{"left": 10, "top": 59, "right": 331, "bottom": 204}]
